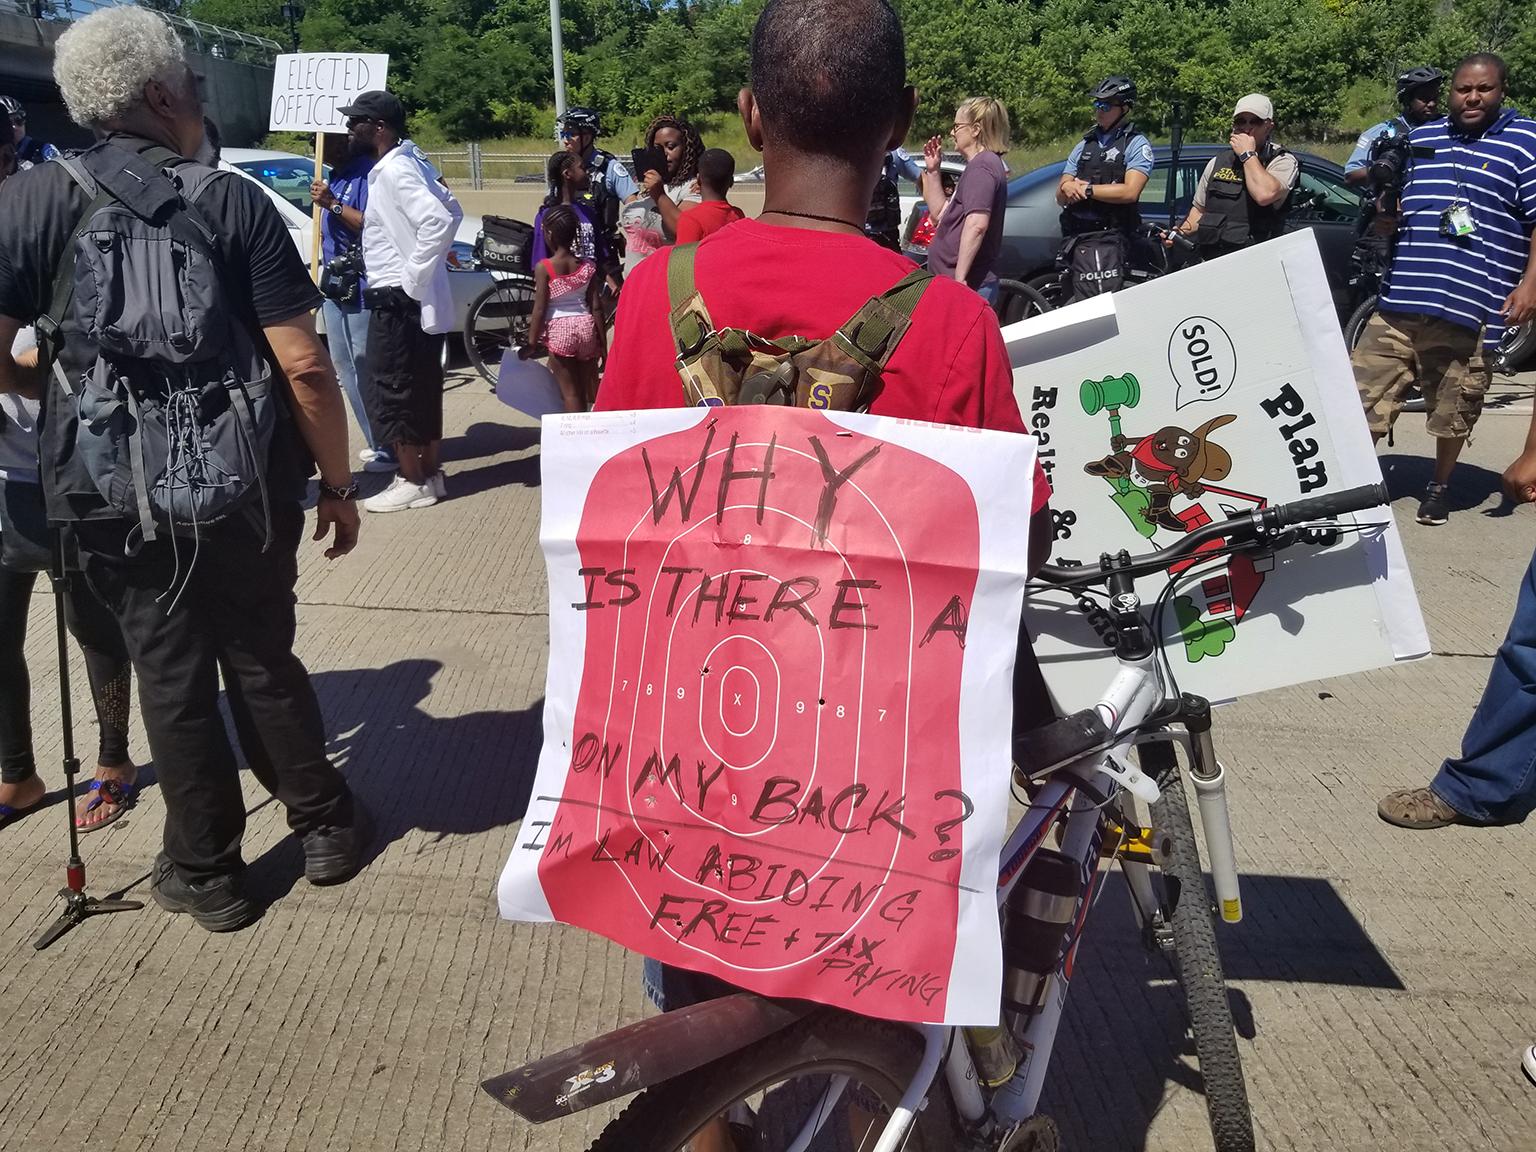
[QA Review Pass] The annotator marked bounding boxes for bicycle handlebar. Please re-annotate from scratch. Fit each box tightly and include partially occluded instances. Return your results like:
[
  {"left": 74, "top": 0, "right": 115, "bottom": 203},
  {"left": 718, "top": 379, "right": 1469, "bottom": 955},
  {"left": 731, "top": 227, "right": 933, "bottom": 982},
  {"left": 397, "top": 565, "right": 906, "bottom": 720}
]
[
  {"left": 1035, "top": 482, "right": 1390, "bottom": 588},
  {"left": 1136, "top": 221, "right": 1197, "bottom": 252}
]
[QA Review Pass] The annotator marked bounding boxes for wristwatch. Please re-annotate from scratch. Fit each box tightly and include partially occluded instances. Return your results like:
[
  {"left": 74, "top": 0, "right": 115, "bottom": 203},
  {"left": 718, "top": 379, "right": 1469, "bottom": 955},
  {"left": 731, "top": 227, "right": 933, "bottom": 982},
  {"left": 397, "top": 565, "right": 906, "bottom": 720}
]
[
  {"left": 1237, "top": 150, "right": 1257, "bottom": 164},
  {"left": 1084, "top": 184, "right": 1095, "bottom": 200},
  {"left": 317, "top": 479, "right": 360, "bottom": 501},
  {"left": 328, "top": 201, "right": 344, "bottom": 216}
]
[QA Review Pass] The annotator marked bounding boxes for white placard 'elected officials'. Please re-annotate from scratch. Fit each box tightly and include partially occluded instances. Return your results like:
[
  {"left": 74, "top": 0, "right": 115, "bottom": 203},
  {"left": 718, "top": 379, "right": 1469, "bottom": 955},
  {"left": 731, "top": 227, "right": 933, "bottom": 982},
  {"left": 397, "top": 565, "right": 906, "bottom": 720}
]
[{"left": 269, "top": 53, "right": 390, "bottom": 135}]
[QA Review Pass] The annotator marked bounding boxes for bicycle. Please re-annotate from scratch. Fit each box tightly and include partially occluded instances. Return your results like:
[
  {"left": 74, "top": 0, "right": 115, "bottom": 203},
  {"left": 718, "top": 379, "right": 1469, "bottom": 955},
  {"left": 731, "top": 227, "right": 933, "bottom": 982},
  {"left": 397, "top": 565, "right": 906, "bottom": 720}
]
[
  {"left": 481, "top": 480, "right": 1392, "bottom": 1152},
  {"left": 462, "top": 269, "right": 537, "bottom": 385},
  {"left": 994, "top": 223, "right": 1199, "bottom": 327}
]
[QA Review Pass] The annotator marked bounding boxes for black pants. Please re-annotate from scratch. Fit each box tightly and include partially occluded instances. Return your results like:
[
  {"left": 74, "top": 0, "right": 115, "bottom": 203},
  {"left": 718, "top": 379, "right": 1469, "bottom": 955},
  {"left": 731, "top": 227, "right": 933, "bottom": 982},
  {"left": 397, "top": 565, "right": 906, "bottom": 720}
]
[
  {"left": 0, "top": 477, "right": 133, "bottom": 785},
  {"left": 75, "top": 501, "right": 351, "bottom": 882},
  {"left": 363, "top": 287, "right": 445, "bottom": 446}
]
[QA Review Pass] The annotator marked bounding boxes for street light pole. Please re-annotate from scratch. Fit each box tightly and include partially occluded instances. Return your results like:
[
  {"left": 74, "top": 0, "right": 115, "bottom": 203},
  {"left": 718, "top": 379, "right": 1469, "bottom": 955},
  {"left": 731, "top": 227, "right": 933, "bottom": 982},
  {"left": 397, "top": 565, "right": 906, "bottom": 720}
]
[{"left": 549, "top": 0, "right": 567, "bottom": 128}]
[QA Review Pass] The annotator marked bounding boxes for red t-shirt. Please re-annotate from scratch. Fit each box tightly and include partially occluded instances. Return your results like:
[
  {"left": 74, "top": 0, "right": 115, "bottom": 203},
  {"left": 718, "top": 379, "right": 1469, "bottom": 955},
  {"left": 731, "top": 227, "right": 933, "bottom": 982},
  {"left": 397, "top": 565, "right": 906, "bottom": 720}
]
[
  {"left": 596, "top": 218, "right": 1050, "bottom": 513},
  {"left": 674, "top": 199, "right": 747, "bottom": 244}
]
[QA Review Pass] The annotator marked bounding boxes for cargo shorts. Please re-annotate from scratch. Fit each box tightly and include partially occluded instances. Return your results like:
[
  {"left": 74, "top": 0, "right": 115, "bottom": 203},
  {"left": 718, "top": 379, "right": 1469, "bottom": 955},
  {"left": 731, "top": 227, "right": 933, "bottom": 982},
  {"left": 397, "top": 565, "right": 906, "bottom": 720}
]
[{"left": 1353, "top": 310, "right": 1490, "bottom": 439}]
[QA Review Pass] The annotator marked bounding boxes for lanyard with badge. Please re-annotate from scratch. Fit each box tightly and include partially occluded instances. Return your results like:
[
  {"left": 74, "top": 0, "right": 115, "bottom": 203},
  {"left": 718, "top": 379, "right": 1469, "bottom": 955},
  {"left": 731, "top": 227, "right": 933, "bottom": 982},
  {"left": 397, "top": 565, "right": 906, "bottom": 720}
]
[{"left": 1441, "top": 141, "right": 1477, "bottom": 237}]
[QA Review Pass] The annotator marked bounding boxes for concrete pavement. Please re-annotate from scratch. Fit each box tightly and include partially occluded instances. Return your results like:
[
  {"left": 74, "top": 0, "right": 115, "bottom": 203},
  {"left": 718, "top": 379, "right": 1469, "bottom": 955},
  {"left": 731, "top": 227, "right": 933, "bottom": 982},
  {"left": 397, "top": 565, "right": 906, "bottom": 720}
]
[{"left": 0, "top": 369, "right": 1533, "bottom": 1152}]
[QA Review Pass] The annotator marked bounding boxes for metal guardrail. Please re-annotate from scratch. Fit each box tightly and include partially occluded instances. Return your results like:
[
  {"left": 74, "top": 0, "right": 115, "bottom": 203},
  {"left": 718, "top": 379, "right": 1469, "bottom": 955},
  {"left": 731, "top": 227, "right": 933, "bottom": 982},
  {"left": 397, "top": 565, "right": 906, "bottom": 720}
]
[
  {"left": 8, "top": 0, "right": 281, "bottom": 67},
  {"left": 425, "top": 146, "right": 550, "bottom": 191}
]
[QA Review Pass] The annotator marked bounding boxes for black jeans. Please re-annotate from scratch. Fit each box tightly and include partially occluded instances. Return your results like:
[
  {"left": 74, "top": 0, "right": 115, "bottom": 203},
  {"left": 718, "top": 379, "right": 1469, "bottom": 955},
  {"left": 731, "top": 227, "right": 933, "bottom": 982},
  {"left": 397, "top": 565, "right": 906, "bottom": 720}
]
[
  {"left": 76, "top": 501, "right": 351, "bottom": 882},
  {"left": 0, "top": 480, "right": 133, "bottom": 784}
]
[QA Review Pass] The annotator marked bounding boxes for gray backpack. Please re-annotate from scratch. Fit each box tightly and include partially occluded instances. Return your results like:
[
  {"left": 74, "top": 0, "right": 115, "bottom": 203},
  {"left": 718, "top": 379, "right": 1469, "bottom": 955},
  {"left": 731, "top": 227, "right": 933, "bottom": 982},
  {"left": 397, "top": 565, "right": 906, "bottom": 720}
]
[{"left": 39, "top": 143, "right": 275, "bottom": 554}]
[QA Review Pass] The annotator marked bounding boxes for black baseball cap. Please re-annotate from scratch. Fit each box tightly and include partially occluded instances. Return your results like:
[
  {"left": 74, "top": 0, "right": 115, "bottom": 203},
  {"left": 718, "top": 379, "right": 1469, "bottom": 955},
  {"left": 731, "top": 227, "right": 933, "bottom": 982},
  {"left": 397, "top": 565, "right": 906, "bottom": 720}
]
[{"left": 338, "top": 90, "right": 405, "bottom": 128}]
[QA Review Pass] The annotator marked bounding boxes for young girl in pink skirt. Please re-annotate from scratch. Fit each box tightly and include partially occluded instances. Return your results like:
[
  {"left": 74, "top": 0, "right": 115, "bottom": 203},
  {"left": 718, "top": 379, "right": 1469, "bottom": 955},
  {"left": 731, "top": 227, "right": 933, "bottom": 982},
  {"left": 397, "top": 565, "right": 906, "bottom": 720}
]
[{"left": 524, "top": 204, "right": 606, "bottom": 412}]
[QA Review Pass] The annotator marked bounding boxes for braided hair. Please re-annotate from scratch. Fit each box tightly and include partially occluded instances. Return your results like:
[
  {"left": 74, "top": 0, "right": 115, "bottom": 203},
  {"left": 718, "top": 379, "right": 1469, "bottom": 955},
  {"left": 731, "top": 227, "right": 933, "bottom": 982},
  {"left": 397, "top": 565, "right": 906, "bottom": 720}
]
[
  {"left": 645, "top": 113, "right": 704, "bottom": 186},
  {"left": 544, "top": 150, "right": 580, "bottom": 206},
  {"left": 542, "top": 202, "right": 580, "bottom": 253}
]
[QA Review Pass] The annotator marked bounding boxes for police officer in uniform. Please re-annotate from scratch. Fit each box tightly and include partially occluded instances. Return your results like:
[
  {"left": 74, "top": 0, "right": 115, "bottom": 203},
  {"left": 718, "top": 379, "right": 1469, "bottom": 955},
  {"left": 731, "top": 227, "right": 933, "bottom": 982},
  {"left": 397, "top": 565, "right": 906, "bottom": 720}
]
[
  {"left": 3, "top": 96, "right": 60, "bottom": 171},
  {"left": 866, "top": 146, "right": 923, "bottom": 250},
  {"left": 1056, "top": 76, "right": 1155, "bottom": 298},
  {"left": 558, "top": 106, "right": 635, "bottom": 284},
  {"left": 1173, "top": 93, "right": 1299, "bottom": 258},
  {"left": 1346, "top": 67, "right": 1443, "bottom": 191}
]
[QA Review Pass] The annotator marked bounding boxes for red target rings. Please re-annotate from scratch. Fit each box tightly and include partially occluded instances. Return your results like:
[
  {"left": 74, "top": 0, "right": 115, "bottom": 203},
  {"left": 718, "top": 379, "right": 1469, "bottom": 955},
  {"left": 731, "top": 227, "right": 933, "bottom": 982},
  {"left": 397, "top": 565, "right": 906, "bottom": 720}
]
[{"left": 525, "top": 407, "right": 1021, "bottom": 1023}]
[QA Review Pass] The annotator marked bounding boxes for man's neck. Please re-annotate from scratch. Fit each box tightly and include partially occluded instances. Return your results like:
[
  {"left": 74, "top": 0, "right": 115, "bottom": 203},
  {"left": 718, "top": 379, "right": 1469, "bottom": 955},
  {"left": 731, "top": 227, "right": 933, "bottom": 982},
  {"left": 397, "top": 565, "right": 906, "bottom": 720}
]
[
  {"left": 759, "top": 151, "right": 876, "bottom": 233},
  {"left": 699, "top": 189, "right": 728, "bottom": 203}
]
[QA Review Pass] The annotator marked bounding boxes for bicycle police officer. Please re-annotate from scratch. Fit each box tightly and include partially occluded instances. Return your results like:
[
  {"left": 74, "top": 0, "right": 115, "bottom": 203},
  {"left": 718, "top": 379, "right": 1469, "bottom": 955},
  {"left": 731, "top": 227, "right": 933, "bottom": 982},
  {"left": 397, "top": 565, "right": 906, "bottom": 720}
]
[
  {"left": 1056, "top": 77, "right": 1154, "bottom": 299},
  {"left": 558, "top": 107, "right": 634, "bottom": 283},
  {"left": 1346, "top": 67, "right": 1443, "bottom": 191},
  {"left": 866, "top": 146, "right": 924, "bottom": 250},
  {"left": 3, "top": 96, "right": 60, "bottom": 171}
]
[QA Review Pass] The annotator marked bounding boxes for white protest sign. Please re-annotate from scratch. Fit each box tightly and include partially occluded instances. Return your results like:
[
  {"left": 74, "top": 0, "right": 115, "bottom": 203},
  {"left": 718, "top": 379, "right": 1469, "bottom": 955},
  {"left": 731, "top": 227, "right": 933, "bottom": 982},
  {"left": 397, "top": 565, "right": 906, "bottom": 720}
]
[
  {"left": 1008, "top": 231, "right": 1429, "bottom": 712},
  {"left": 268, "top": 53, "right": 390, "bottom": 134},
  {"left": 498, "top": 406, "right": 1036, "bottom": 1025}
]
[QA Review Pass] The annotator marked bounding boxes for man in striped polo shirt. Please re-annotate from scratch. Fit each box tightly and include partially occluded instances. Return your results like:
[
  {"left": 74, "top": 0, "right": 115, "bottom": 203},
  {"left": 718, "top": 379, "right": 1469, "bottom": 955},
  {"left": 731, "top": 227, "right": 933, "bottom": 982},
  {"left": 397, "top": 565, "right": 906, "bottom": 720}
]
[{"left": 1354, "top": 53, "right": 1536, "bottom": 526}]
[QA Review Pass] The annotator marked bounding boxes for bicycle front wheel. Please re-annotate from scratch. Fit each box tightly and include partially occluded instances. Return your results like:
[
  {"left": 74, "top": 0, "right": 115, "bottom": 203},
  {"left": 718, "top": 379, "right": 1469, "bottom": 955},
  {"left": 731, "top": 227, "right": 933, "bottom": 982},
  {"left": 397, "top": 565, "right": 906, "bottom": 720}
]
[
  {"left": 1141, "top": 740, "right": 1255, "bottom": 1152},
  {"left": 1343, "top": 293, "right": 1377, "bottom": 351},
  {"left": 587, "top": 1010, "right": 957, "bottom": 1152},
  {"left": 995, "top": 278, "right": 1054, "bottom": 325},
  {"left": 463, "top": 276, "right": 535, "bottom": 384}
]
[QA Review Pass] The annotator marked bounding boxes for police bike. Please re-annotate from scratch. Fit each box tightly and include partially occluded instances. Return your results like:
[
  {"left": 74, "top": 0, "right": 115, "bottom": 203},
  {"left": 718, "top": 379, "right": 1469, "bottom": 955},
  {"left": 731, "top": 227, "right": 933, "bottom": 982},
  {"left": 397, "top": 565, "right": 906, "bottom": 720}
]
[
  {"left": 481, "top": 482, "right": 1394, "bottom": 1152},
  {"left": 994, "top": 223, "right": 1200, "bottom": 328}
]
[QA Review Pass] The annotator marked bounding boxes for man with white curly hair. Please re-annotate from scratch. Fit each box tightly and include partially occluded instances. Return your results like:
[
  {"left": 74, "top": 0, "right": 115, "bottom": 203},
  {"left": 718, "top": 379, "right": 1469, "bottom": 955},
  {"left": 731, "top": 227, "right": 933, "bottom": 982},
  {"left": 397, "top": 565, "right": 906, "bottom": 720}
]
[{"left": 0, "top": 6, "right": 369, "bottom": 931}]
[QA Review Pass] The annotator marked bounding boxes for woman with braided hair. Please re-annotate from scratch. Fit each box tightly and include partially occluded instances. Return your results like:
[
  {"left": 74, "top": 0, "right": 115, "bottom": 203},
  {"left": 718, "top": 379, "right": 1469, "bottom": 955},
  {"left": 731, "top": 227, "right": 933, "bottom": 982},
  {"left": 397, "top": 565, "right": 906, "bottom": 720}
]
[{"left": 620, "top": 113, "right": 704, "bottom": 274}]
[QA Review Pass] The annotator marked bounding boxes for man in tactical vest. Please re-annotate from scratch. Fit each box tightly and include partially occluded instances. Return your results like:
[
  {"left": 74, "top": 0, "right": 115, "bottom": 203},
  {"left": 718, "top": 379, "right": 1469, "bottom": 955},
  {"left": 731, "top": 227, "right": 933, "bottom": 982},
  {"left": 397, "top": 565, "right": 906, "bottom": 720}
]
[
  {"left": 559, "top": 107, "right": 634, "bottom": 284},
  {"left": 866, "top": 146, "right": 923, "bottom": 250},
  {"left": 1055, "top": 76, "right": 1155, "bottom": 299},
  {"left": 1173, "top": 93, "right": 1299, "bottom": 258}
]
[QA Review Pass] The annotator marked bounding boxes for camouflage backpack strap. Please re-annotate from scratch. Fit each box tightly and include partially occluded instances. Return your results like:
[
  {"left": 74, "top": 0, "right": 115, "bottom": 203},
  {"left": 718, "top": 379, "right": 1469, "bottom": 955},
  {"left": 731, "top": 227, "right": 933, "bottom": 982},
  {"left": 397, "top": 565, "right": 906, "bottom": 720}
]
[
  {"left": 666, "top": 243, "right": 729, "bottom": 406},
  {"left": 790, "top": 268, "right": 933, "bottom": 411}
]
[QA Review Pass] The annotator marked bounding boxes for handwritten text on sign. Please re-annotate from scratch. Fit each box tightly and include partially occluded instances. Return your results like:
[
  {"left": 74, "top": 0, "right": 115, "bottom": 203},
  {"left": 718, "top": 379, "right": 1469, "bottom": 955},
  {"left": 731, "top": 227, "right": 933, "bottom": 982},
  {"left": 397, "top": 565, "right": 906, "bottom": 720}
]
[
  {"left": 498, "top": 407, "right": 1034, "bottom": 1025},
  {"left": 269, "top": 53, "right": 390, "bottom": 134}
]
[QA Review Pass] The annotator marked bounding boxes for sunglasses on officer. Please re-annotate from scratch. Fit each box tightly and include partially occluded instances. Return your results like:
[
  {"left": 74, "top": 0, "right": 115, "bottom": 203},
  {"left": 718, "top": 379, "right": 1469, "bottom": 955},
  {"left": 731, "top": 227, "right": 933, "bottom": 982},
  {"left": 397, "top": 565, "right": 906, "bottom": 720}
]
[
  {"left": 1092, "top": 100, "right": 1124, "bottom": 111},
  {"left": 1232, "top": 115, "right": 1266, "bottom": 129}
]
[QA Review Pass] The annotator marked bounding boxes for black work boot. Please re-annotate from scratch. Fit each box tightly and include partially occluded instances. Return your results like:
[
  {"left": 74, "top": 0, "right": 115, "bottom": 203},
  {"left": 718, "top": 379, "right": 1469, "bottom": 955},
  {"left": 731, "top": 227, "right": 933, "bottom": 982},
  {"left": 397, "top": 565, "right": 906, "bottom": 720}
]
[
  {"left": 301, "top": 801, "right": 372, "bottom": 886},
  {"left": 151, "top": 852, "right": 261, "bottom": 932}
]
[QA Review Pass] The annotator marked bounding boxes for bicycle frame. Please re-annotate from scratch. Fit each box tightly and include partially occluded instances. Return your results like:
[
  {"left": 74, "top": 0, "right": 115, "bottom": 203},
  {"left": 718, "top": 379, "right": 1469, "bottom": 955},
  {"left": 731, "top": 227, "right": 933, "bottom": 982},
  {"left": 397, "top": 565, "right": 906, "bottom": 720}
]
[{"left": 867, "top": 652, "right": 1234, "bottom": 1152}]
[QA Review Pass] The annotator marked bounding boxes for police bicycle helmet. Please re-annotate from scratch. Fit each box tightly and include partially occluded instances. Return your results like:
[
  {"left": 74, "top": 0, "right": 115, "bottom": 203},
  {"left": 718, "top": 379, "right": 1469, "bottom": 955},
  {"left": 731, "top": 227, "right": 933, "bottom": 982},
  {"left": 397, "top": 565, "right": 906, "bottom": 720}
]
[
  {"left": 559, "top": 106, "right": 602, "bottom": 136},
  {"left": 1396, "top": 66, "right": 1443, "bottom": 102},
  {"left": 1, "top": 95, "right": 23, "bottom": 121},
  {"left": 1089, "top": 76, "right": 1137, "bottom": 105}
]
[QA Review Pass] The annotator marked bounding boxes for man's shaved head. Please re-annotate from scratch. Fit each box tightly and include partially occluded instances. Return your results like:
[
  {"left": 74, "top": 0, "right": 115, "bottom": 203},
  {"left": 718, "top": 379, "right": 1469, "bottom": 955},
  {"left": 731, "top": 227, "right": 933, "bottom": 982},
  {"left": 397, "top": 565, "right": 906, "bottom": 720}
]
[{"left": 750, "top": 0, "right": 907, "bottom": 158}]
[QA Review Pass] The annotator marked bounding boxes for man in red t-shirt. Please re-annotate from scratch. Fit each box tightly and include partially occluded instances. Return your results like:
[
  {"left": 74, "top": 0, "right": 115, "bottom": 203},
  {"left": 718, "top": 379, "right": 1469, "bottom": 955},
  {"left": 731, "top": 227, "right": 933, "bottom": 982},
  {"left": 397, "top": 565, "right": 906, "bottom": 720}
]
[
  {"left": 597, "top": 1, "right": 1055, "bottom": 1125},
  {"left": 673, "top": 147, "right": 746, "bottom": 243},
  {"left": 599, "top": 8, "right": 1050, "bottom": 553}
]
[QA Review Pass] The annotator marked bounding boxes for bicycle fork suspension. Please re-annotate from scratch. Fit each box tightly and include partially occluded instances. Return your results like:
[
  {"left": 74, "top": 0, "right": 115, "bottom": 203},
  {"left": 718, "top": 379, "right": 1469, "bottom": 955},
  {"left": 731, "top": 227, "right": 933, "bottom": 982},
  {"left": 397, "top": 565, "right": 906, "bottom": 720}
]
[{"left": 1182, "top": 698, "right": 1242, "bottom": 923}]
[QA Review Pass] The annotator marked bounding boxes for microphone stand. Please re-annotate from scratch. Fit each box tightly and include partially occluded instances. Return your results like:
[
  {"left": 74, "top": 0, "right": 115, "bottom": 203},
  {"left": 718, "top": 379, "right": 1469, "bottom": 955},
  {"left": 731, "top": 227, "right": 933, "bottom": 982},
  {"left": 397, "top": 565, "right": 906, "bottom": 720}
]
[{"left": 34, "top": 526, "right": 141, "bottom": 950}]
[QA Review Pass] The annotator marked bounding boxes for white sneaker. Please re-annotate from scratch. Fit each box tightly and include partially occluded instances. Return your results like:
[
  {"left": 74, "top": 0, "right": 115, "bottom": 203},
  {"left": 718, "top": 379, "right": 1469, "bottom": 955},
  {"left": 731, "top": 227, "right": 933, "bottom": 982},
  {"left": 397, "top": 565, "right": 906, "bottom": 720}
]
[
  {"left": 362, "top": 454, "right": 398, "bottom": 474},
  {"left": 358, "top": 448, "right": 382, "bottom": 462},
  {"left": 430, "top": 471, "right": 447, "bottom": 500},
  {"left": 1523, "top": 1045, "right": 1536, "bottom": 1085},
  {"left": 362, "top": 475, "right": 437, "bottom": 513}
]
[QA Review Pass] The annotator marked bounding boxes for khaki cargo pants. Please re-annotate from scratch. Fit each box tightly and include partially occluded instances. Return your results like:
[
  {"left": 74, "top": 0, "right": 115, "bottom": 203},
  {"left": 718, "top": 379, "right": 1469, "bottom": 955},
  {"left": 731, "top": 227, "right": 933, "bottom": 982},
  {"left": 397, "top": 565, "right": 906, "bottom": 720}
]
[{"left": 1354, "top": 310, "right": 1490, "bottom": 438}]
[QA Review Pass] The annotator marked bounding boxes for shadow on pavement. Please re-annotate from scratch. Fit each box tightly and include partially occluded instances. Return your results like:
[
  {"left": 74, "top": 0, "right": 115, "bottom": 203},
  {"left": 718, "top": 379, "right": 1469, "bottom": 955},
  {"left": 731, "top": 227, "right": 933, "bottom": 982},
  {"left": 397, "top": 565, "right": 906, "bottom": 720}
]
[
  {"left": 1042, "top": 869, "right": 1399, "bottom": 1151},
  {"left": 245, "top": 659, "right": 543, "bottom": 902},
  {"left": 1378, "top": 452, "right": 1504, "bottom": 511}
]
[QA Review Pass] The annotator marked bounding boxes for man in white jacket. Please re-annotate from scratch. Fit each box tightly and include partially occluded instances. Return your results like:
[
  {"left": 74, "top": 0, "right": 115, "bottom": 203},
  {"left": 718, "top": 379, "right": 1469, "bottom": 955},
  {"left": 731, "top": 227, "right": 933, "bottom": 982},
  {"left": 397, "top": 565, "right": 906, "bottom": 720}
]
[{"left": 340, "top": 91, "right": 463, "bottom": 512}]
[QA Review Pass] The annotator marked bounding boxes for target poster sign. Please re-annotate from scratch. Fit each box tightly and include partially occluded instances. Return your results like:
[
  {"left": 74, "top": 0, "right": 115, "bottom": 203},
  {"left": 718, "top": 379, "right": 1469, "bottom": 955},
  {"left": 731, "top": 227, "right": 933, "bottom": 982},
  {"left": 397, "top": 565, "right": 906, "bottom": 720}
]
[{"left": 498, "top": 406, "right": 1036, "bottom": 1025}]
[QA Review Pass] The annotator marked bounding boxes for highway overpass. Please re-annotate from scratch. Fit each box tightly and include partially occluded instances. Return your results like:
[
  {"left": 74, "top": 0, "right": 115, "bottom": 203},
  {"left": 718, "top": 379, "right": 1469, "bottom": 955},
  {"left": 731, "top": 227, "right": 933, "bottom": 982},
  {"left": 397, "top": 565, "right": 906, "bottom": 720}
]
[{"left": 1, "top": 0, "right": 278, "bottom": 150}]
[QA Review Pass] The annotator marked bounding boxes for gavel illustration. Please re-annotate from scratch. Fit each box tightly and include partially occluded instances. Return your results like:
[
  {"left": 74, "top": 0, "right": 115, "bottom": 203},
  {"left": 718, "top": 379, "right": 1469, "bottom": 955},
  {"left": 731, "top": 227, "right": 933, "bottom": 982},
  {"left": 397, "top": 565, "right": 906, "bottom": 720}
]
[{"left": 1079, "top": 374, "right": 1142, "bottom": 494}]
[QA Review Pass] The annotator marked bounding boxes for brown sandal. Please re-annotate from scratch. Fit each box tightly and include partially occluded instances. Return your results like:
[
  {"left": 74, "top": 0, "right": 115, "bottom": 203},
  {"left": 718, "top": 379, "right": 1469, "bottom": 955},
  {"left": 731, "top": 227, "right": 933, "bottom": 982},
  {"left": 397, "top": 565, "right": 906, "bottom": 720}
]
[{"left": 1377, "top": 786, "right": 1462, "bottom": 830}]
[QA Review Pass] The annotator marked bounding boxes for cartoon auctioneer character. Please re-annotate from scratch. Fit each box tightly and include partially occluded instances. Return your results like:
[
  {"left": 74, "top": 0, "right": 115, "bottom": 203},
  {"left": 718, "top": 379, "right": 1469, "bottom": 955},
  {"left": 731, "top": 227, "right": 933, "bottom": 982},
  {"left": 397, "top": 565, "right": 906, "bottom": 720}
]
[
  {"left": 1078, "top": 374, "right": 1267, "bottom": 664},
  {"left": 1084, "top": 412, "right": 1238, "bottom": 532}
]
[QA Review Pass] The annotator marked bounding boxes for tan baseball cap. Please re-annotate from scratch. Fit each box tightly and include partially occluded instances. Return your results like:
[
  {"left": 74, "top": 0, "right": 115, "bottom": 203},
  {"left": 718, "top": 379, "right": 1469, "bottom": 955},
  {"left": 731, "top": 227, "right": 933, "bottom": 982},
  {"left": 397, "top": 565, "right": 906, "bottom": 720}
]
[{"left": 1233, "top": 94, "right": 1274, "bottom": 121}]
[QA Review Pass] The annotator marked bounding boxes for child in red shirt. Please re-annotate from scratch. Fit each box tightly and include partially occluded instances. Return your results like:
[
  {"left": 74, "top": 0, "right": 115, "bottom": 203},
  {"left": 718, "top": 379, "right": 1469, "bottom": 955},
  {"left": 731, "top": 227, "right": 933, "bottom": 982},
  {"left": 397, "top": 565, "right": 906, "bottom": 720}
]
[{"left": 674, "top": 148, "right": 746, "bottom": 243}]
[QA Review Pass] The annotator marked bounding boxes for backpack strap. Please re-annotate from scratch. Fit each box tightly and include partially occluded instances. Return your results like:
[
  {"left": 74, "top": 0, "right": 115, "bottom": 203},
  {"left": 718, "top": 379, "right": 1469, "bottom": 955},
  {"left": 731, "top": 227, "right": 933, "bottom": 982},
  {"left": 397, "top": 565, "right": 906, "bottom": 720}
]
[
  {"left": 666, "top": 243, "right": 726, "bottom": 406},
  {"left": 36, "top": 154, "right": 114, "bottom": 393},
  {"left": 832, "top": 268, "right": 934, "bottom": 376}
]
